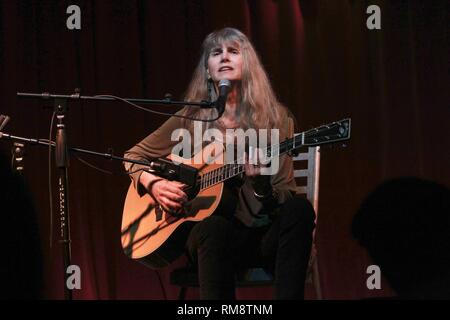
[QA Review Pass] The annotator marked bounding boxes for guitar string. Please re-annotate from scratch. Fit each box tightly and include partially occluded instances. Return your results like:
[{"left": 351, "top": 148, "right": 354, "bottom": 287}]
[
  {"left": 200, "top": 131, "right": 304, "bottom": 189},
  {"left": 199, "top": 122, "right": 347, "bottom": 189},
  {"left": 200, "top": 133, "right": 300, "bottom": 189}
]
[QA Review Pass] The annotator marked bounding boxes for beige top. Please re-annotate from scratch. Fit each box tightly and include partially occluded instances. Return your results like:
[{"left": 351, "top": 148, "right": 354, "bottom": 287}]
[{"left": 123, "top": 112, "right": 297, "bottom": 227}]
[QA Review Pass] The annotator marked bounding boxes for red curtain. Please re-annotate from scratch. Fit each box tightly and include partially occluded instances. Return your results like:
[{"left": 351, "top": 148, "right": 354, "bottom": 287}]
[{"left": 0, "top": 0, "right": 448, "bottom": 299}]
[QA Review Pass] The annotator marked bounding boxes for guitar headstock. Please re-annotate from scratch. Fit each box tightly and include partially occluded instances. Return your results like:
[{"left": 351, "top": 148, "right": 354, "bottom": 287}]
[{"left": 302, "top": 118, "right": 351, "bottom": 146}]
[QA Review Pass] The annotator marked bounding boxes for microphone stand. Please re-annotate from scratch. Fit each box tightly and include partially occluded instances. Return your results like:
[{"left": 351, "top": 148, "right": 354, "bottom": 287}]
[
  {"left": 54, "top": 98, "right": 72, "bottom": 300},
  {"left": 0, "top": 132, "right": 198, "bottom": 185},
  {"left": 0, "top": 129, "right": 199, "bottom": 299},
  {"left": 13, "top": 90, "right": 211, "bottom": 299},
  {"left": 17, "top": 91, "right": 215, "bottom": 108}
]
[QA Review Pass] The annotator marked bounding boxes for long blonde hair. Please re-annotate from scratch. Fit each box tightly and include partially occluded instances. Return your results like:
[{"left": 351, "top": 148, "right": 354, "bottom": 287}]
[{"left": 182, "top": 28, "right": 287, "bottom": 136}]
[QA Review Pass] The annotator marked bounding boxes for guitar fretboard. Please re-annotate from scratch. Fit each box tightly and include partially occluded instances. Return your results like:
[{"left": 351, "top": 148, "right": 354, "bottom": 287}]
[
  {"left": 198, "top": 118, "right": 350, "bottom": 190},
  {"left": 199, "top": 132, "right": 305, "bottom": 190},
  {"left": 200, "top": 164, "right": 244, "bottom": 189}
]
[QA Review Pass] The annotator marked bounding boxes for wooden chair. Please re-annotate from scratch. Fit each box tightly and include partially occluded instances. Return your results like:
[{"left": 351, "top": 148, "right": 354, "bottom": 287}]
[
  {"left": 170, "top": 146, "right": 323, "bottom": 299},
  {"left": 293, "top": 145, "right": 322, "bottom": 299}
]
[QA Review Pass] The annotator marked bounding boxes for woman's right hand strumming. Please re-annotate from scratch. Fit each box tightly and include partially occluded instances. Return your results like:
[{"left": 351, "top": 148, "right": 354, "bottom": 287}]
[{"left": 140, "top": 171, "right": 188, "bottom": 212}]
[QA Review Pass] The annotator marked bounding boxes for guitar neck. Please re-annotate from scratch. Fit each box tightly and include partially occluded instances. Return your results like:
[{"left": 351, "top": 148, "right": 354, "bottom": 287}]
[
  {"left": 198, "top": 118, "right": 351, "bottom": 191},
  {"left": 199, "top": 133, "right": 305, "bottom": 190}
]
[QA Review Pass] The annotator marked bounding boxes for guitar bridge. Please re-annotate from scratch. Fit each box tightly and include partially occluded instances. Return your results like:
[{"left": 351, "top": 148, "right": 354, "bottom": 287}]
[{"left": 155, "top": 205, "right": 163, "bottom": 221}]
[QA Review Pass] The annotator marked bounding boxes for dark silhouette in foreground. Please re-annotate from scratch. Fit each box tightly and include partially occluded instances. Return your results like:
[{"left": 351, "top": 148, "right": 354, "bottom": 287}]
[{"left": 352, "top": 177, "right": 450, "bottom": 299}]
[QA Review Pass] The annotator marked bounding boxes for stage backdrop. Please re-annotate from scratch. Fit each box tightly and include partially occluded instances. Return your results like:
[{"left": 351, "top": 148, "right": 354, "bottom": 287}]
[{"left": 0, "top": 0, "right": 448, "bottom": 299}]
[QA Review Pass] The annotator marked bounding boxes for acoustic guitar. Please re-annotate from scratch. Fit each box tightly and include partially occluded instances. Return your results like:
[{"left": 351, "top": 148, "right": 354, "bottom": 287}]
[{"left": 121, "top": 118, "right": 351, "bottom": 268}]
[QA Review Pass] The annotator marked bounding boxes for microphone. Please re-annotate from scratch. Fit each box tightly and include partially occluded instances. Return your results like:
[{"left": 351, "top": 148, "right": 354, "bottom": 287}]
[{"left": 215, "top": 79, "right": 231, "bottom": 116}]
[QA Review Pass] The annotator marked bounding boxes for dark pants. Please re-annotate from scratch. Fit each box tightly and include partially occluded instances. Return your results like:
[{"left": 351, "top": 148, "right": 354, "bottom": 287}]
[{"left": 185, "top": 195, "right": 316, "bottom": 300}]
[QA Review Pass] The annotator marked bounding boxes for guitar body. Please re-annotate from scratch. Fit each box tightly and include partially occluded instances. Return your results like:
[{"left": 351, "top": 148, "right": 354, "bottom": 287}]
[
  {"left": 121, "top": 142, "right": 225, "bottom": 269},
  {"left": 121, "top": 118, "right": 351, "bottom": 269}
]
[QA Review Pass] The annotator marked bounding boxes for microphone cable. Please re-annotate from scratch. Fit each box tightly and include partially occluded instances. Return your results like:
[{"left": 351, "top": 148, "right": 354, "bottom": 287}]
[{"left": 94, "top": 95, "right": 222, "bottom": 122}]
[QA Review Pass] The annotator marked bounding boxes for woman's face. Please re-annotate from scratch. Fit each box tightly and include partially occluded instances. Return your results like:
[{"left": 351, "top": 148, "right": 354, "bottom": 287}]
[{"left": 207, "top": 41, "right": 243, "bottom": 83}]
